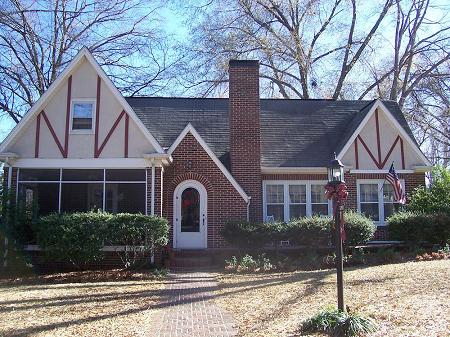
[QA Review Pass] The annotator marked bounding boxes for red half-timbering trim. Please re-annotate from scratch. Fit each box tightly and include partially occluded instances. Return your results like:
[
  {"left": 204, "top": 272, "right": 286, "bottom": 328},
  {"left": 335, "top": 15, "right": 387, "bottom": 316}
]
[
  {"left": 95, "top": 110, "right": 126, "bottom": 158},
  {"left": 380, "top": 135, "right": 400, "bottom": 168},
  {"left": 35, "top": 113, "right": 41, "bottom": 158},
  {"left": 375, "top": 109, "right": 382, "bottom": 164},
  {"left": 357, "top": 109, "right": 406, "bottom": 169},
  {"left": 124, "top": 114, "right": 129, "bottom": 158},
  {"left": 40, "top": 110, "right": 66, "bottom": 156},
  {"left": 94, "top": 76, "right": 101, "bottom": 155},
  {"left": 63, "top": 75, "right": 72, "bottom": 158},
  {"left": 400, "top": 138, "right": 405, "bottom": 169},
  {"left": 357, "top": 135, "right": 382, "bottom": 169}
]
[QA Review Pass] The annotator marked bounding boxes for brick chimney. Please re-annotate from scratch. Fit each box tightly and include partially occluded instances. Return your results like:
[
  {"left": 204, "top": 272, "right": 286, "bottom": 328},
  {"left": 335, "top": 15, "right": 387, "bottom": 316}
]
[{"left": 228, "top": 60, "right": 262, "bottom": 222}]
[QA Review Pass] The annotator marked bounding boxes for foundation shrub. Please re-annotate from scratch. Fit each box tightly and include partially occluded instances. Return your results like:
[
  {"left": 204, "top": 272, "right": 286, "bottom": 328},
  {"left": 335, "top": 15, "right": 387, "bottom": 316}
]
[
  {"left": 104, "top": 213, "right": 169, "bottom": 269},
  {"left": 35, "top": 212, "right": 169, "bottom": 269},
  {"left": 387, "top": 211, "right": 450, "bottom": 245},
  {"left": 36, "top": 212, "right": 111, "bottom": 268}
]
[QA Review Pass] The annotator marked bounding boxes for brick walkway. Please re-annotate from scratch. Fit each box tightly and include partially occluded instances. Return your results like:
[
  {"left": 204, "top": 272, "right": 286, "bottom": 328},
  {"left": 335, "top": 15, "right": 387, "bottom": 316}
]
[{"left": 151, "top": 272, "right": 237, "bottom": 337}]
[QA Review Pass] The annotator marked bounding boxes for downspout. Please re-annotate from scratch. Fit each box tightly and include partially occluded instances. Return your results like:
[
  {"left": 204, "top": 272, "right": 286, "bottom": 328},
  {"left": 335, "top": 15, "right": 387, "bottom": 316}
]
[
  {"left": 246, "top": 196, "right": 251, "bottom": 222},
  {"left": 4, "top": 162, "right": 12, "bottom": 268},
  {"left": 150, "top": 160, "right": 156, "bottom": 264},
  {"left": 151, "top": 160, "right": 155, "bottom": 216}
]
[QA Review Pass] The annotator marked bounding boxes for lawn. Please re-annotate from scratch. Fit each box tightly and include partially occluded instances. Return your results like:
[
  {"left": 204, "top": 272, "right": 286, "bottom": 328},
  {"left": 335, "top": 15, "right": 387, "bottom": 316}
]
[
  {"left": 0, "top": 270, "right": 165, "bottom": 337},
  {"left": 214, "top": 260, "right": 450, "bottom": 337}
]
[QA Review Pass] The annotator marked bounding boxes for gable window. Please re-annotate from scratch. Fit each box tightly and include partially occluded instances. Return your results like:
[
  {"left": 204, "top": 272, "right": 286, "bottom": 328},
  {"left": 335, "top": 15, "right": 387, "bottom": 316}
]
[
  {"left": 263, "top": 181, "right": 331, "bottom": 222},
  {"left": 357, "top": 180, "right": 403, "bottom": 225},
  {"left": 71, "top": 101, "right": 94, "bottom": 131}
]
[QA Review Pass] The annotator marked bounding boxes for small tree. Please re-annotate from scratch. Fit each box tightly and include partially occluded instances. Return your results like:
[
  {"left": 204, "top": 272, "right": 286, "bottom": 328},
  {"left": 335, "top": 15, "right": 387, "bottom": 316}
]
[{"left": 408, "top": 166, "right": 450, "bottom": 214}]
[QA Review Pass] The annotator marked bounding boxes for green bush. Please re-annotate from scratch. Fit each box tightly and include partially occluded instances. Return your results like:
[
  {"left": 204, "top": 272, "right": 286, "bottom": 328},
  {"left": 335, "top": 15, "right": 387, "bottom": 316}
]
[
  {"left": 36, "top": 212, "right": 111, "bottom": 268},
  {"left": 104, "top": 213, "right": 169, "bottom": 269},
  {"left": 407, "top": 166, "right": 450, "bottom": 214},
  {"left": 387, "top": 211, "right": 450, "bottom": 245},
  {"left": 338, "top": 210, "right": 376, "bottom": 246},
  {"left": 287, "top": 216, "right": 331, "bottom": 246},
  {"left": 222, "top": 211, "right": 375, "bottom": 249},
  {"left": 221, "top": 221, "right": 275, "bottom": 249},
  {"left": 302, "top": 307, "right": 377, "bottom": 337},
  {"left": 35, "top": 212, "right": 169, "bottom": 269}
]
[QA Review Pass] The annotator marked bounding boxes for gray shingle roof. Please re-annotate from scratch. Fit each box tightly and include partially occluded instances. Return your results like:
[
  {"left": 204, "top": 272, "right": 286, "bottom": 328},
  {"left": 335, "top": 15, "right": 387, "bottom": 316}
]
[{"left": 126, "top": 97, "right": 416, "bottom": 168}]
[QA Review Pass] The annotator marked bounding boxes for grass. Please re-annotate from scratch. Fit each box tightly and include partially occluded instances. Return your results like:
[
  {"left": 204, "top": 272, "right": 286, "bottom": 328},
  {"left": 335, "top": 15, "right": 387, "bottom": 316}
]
[
  {"left": 214, "top": 260, "right": 450, "bottom": 337},
  {"left": 0, "top": 270, "right": 165, "bottom": 336}
]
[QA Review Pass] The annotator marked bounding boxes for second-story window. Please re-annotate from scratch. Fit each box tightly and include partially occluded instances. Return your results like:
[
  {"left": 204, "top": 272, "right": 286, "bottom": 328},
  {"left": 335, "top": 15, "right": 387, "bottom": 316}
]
[{"left": 71, "top": 101, "right": 94, "bottom": 131}]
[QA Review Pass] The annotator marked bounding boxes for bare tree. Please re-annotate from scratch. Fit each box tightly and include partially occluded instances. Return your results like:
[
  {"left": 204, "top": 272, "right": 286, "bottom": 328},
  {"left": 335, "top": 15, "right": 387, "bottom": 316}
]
[
  {"left": 175, "top": 0, "right": 450, "bottom": 165},
  {"left": 0, "top": 0, "right": 176, "bottom": 124}
]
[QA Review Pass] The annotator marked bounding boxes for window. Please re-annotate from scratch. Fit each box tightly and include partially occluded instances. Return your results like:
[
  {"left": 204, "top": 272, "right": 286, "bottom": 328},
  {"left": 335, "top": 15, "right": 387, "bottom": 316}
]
[
  {"left": 18, "top": 169, "right": 60, "bottom": 216},
  {"left": 71, "top": 101, "right": 94, "bottom": 131},
  {"left": 180, "top": 188, "right": 200, "bottom": 232},
  {"left": 266, "top": 185, "right": 284, "bottom": 221},
  {"left": 311, "top": 184, "right": 329, "bottom": 216},
  {"left": 289, "top": 185, "right": 306, "bottom": 219},
  {"left": 358, "top": 180, "right": 403, "bottom": 224},
  {"left": 17, "top": 168, "right": 146, "bottom": 215},
  {"left": 264, "top": 181, "right": 330, "bottom": 222}
]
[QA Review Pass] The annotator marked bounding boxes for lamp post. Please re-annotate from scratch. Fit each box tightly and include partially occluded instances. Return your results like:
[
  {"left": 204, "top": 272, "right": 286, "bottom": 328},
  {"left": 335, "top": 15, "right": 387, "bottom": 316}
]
[{"left": 326, "top": 153, "right": 346, "bottom": 312}]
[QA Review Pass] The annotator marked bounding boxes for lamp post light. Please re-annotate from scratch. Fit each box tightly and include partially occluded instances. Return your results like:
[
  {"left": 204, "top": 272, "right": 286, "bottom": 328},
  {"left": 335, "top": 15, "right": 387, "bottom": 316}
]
[{"left": 326, "top": 153, "right": 346, "bottom": 312}]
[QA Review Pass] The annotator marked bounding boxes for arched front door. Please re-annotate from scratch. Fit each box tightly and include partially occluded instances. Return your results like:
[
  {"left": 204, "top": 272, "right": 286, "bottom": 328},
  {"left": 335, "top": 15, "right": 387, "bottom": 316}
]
[{"left": 173, "top": 180, "right": 207, "bottom": 249}]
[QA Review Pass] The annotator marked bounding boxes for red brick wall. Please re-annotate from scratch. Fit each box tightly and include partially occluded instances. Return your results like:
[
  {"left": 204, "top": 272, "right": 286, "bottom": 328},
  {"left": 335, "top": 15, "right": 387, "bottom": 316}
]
[
  {"left": 229, "top": 60, "right": 262, "bottom": 222},
  {"left": 162, "top": 133, "right": 247, "bottom": 248}
]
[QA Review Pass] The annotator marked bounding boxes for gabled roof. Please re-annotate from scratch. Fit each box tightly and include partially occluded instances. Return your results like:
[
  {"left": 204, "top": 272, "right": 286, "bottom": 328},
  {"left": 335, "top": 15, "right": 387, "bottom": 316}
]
[
  {"left": 0, "top": 48, "right": 164, "bottom": 154},
  {"left": 168, "top": 123, "right": 249, "bottom": 202},
  {"left": 126, "top": 97, "right": 420, "bottom": 167}
]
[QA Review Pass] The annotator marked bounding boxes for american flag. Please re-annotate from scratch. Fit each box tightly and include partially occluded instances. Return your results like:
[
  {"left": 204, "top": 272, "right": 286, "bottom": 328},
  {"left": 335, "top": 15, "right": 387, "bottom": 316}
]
[{"left": 386, "top": 163, "right": 406, "bottom": 204}]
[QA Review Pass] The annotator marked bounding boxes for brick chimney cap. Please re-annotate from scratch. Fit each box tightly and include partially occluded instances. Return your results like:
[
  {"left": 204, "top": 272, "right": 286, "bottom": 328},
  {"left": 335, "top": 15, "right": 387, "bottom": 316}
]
[{"left": 229, "top": 59, "right": 259, "bottom": 67}]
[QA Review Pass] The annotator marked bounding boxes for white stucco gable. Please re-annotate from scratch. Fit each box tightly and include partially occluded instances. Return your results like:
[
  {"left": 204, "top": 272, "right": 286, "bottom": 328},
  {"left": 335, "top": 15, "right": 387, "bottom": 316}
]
[
  {"left": 0, "top": 47, "right": 164, "bottom": 160},
  {"left": 338, "top": 100, "right": 431, "bottom": 171}
]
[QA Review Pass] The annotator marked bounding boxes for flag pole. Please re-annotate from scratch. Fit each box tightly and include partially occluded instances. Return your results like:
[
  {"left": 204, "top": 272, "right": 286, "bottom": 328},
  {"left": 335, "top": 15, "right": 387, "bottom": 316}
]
[{"left": 379, "top": 161, "right": 394, "bottom": 192}]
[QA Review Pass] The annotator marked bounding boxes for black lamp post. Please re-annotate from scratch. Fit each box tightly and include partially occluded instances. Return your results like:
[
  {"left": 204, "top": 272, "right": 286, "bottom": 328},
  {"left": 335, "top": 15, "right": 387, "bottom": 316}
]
[{"left": 327, "top": 153, "right": 345, "bottom": 312}]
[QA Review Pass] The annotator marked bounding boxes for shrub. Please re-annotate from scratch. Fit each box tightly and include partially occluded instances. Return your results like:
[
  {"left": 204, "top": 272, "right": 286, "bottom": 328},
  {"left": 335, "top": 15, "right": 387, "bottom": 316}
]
[
  {"left": 408, "top": 166, "right": 450, "bottom": 214},
  {"left": 339, "top": 210, "right": 376, "bottom": 246},
  {"left": 220, "top": 220, "right": 283, "bottom": 249},
  {"left": 36, "top": 212, "right": 111, "bottom": 268},
  {"left": 1, "top": 189, "right": 38, "bottom": 245},
  {"left": 387, "top": 211, "right": 450, "bottom": 245},
  {"left": 222, "top": 211, "right": 375, "bottom": 249},
  {"left": 35, "top": 212, "right": 169, "bottom": 269},
  {"left": 287, "top": 216, "right": 331, "bottom": 246},
  {"left": 302, "top": 307, "right": 377, "bottom": 337},
  {"left": 104, "top": 213, "right": 169, "bottom": 269}
]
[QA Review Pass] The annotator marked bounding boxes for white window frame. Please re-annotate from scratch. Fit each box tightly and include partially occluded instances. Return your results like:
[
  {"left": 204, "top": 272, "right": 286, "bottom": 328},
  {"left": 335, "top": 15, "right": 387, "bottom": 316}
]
[
  {"left": 70, "top": 99, "right": 96, "bottom": 134},
  {"left": 357, "top": 179, "right": 405, "bottom": 226},
  {"left": 263, "top": 180, "right": 331, "bottom": 222}
]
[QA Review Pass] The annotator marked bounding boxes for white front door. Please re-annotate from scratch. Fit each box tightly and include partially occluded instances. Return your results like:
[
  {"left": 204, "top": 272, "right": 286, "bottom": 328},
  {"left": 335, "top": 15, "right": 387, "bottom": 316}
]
[{"left": 174, "top": 180, "right": 207, "bottom": 249}]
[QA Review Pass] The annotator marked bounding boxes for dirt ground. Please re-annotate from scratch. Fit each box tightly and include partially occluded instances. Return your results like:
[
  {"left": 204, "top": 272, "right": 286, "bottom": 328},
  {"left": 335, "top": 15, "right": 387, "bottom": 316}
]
[
  {"left": 0, "top": 270, "right": 165, "bottom": 337},
  {"left": 214, "top": 260, "right": 450, "bottom": 337}
]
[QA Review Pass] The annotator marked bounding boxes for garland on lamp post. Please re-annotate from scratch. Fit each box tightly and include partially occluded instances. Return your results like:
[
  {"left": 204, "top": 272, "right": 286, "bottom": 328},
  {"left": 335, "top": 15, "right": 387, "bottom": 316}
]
[{"left": 326, "top": 153, "right": 348, "bottom": 312}]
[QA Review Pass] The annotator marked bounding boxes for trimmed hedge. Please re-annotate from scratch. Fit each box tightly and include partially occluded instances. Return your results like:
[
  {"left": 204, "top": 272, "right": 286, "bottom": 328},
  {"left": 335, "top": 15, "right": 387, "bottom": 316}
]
[
  {"left": 36, "top": 212, "right": 110, "bottom": 267},
  {"left": 287, "top": 216, "right": 330, "bottom": 246},
  {"left": 387, "top": 211, "right": 450, "bottom": 245},
  {"left": 35, "top": 212, "right": 169, "bottom": 269},
  {"left": 222, "top": 211, "right": 375, "bottom": 249}
]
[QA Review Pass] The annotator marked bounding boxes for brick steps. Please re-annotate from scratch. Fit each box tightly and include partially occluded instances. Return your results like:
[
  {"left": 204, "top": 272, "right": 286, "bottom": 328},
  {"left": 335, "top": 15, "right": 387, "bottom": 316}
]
[{"left": 169, "top": 249, "right": 215, "bottom": 269}]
